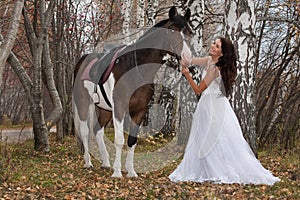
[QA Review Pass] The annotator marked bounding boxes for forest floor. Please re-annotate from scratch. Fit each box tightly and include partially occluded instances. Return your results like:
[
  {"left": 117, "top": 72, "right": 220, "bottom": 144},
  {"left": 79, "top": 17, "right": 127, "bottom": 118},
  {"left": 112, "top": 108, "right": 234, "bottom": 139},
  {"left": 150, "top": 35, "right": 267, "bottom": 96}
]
[{"left": 0, "top": 132, "right": 299, "bottom": 199}]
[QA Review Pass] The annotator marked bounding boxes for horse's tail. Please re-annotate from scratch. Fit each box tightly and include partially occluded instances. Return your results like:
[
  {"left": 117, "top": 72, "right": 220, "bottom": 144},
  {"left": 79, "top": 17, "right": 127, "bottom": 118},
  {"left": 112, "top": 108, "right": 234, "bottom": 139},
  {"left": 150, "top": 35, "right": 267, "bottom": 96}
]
[
  {"left": 74, "top": 54, "right": 89, "bottom": 81},
  {"left": 73, "top": 55, "right": 89, "bottom": 154}
]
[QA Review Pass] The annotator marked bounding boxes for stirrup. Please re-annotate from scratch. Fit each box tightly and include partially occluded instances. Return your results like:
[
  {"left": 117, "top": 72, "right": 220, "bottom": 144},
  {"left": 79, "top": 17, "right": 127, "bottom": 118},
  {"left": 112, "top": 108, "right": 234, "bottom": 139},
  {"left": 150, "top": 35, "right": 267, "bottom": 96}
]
[{"left": 92, "top": 93, "right": 100, "bottom": 103}]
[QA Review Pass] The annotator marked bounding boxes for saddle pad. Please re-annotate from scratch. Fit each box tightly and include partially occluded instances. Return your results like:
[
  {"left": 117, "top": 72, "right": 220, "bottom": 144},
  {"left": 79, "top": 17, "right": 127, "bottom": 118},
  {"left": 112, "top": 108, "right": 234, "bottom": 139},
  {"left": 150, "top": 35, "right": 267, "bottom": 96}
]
[
  {"left": 80, "top": 45, "right": 126, "bottom": 84},
  {"left": 80, "top": 53, "right": 104, "bottom": 82}
]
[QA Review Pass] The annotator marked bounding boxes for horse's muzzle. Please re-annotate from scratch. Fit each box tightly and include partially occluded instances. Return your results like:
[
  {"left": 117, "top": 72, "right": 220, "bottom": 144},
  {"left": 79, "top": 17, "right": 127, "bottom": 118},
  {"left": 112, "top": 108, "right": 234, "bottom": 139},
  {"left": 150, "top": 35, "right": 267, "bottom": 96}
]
[{"left": 176, "top": 54, "right": 181, "bottom": 62}]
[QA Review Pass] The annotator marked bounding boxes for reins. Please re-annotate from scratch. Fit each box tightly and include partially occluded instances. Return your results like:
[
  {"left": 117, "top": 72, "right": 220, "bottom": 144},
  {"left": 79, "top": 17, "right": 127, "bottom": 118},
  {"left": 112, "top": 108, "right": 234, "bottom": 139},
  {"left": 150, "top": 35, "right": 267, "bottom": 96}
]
[
  {"left": 132, "top": 28, "right": 184, "bottom": 92},
  {"left": 133, "top": 42, "right": 158, "bottom": 91}
]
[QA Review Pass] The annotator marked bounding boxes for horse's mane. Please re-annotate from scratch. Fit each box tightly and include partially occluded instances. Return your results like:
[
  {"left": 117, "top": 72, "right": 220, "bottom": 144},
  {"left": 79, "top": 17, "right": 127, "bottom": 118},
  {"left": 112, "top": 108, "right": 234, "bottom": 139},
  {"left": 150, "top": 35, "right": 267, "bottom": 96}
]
[
  {"left": 153, "top": 19, "right": 169, "bottom": 27},
  {"left": 138, "top": 16, "right": 188, "bottom": 42},
  {"left": 137, "top": 19, "right": 169, "bottom": 42}
]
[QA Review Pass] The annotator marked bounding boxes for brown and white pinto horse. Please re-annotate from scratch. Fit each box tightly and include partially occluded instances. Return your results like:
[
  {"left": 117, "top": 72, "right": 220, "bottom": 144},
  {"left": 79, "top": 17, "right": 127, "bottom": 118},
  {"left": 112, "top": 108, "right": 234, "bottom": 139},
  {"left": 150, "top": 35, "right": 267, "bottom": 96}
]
[{"left": 73, "top": 6, "right": 192, "bottom": 177}]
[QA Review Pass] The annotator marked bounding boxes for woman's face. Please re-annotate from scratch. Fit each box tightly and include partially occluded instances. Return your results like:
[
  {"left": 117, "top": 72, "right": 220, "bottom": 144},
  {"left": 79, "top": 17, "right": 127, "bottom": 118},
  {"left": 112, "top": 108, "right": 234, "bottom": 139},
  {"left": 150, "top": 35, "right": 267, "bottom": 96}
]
[{"left": 209, "top": 39, "right": 223, "bottom": 57}]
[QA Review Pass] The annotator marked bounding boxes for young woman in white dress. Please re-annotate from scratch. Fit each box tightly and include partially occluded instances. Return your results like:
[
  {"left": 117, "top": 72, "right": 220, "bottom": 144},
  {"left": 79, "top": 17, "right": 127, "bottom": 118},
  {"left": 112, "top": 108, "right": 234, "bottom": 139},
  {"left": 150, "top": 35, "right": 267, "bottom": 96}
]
[{"left": 169, "top": 37, "right": 280, "bottom": 185}]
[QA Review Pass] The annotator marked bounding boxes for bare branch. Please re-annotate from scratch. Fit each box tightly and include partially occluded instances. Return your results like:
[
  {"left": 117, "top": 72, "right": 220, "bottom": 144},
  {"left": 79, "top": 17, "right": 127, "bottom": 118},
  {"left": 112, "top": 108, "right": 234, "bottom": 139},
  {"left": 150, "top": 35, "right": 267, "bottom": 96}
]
[{"left": 0, "top": 0, "right": 24, "bottom": 86}]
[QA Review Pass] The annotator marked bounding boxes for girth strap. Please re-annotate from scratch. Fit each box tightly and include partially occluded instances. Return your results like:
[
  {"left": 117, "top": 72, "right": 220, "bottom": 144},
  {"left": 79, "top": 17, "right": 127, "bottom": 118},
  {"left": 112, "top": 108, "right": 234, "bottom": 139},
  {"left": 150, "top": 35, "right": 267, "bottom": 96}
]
[{"left": 99, "top": 84, "right": 112, "bottom": 108}]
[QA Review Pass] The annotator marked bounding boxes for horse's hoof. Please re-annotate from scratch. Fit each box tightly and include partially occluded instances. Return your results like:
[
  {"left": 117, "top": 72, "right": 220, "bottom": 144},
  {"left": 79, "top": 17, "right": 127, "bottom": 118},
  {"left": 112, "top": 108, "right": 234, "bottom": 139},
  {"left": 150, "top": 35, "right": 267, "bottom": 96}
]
[
  {"left": 101, "top": 165, "right": 111, "bottom": 170},
  {"left": 102, "top": 162, "right": 111, "bottom": 168},
  {"left": 111, "top": 171, "right": 122, "bottom": 178},
  {"left": 127, "top": 171, "right": 138, "bottom": 178},
  {"left": 84, "top": 163, "right": 93, "bottom": 168}
]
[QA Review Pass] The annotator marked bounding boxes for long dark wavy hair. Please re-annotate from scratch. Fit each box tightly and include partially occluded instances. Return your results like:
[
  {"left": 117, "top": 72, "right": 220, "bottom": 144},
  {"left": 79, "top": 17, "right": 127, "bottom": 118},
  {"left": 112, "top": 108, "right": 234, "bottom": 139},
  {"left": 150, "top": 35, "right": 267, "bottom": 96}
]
[{"left": 215, "top": 37, "right": 237, "bottom": 97}]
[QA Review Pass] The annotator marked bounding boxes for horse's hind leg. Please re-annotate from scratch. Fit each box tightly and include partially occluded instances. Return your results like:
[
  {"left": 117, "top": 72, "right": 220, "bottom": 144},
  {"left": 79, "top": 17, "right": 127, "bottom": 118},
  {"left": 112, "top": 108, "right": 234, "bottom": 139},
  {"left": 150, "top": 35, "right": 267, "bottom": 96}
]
[
  {"left": 79, "top": 119, "right": 93, "bottom": 168},
  {"left": 73, "top": 80, "right": 94, "bottom": 168},
  {"left": 74, "top": 103, "right": 93, "bottom": 168},
  {"left": 94, "top": 107, "right": 112, "bottom": 168},
  {"left": 125, "top": 120, "right": 139, "bottom": 177},
  {"left": 74, "top": 103, "right": 92, "bottom": 168}
]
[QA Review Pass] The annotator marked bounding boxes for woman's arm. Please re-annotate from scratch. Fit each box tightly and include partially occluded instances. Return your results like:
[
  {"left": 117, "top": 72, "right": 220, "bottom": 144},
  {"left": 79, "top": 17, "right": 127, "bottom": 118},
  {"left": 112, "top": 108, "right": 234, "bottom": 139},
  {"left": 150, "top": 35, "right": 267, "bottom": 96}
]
[
  {"left": 180, "top": 54, "right": 210, "bottom": 68},
  {"left": 181, "top": 66, "right": 219, "bottom": 95},
  {"left": 191, "top": 56, "right": 210, "bottom": 66}
]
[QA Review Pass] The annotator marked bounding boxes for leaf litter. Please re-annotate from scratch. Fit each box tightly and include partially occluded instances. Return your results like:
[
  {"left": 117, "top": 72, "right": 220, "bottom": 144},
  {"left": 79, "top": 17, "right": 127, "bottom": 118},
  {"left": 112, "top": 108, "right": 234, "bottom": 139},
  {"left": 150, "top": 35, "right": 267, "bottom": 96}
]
[{"left": 0, "top": 133, "right": 299, "bottom": 199}]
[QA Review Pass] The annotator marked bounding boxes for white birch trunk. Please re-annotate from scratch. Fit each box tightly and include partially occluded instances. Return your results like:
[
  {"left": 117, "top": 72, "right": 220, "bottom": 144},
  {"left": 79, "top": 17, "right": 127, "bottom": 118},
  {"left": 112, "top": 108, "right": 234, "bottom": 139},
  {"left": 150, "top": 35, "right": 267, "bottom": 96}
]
[
  {"left": 135, "top": 0, "right": 146, "bottom": 40},
  {"left": 224, "top": 0, "right": 257, "bottom": 153},
  {"left": 146, "top": 0, "right": 158, "bottom": 26},
  {"left": 0, "top": 0, "right": 24, "bottom": 86},
  {"left": 172, "top": 1, "right": 204, "bottom": 146},
  {"left": 121, "top": 0, "right": 133, "bottom": 44},
  {"left": 189, "top": 0, "right": 205, "bottom": 55},
  {"left": 136, "top": 0, "right": 145, "bottom": 28},
  {"left": 146, "top": 0, "right": 160, "bottom": 130}
]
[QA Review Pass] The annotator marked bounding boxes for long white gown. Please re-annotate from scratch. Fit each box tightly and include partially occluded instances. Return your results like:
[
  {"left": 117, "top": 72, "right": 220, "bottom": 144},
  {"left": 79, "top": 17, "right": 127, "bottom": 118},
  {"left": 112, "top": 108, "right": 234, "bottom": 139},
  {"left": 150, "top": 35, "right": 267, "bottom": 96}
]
[{"left": 169, "top": 59, "right": 280, "bottom": 185}]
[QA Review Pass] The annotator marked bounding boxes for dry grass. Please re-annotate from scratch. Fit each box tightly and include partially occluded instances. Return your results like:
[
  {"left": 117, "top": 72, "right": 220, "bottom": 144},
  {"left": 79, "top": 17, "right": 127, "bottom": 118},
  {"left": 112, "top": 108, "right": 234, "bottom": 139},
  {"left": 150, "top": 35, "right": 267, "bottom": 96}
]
[{"left": 0, "top": 133, "right": 299, "bottom": 199}]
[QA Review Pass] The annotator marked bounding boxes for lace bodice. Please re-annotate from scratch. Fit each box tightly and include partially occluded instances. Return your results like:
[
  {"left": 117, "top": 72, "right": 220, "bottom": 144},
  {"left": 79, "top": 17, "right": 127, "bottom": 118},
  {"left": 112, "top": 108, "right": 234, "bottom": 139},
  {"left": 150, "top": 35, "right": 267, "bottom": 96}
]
[{"left": 202, "top": 58, "right": 223, "bottom": 96}]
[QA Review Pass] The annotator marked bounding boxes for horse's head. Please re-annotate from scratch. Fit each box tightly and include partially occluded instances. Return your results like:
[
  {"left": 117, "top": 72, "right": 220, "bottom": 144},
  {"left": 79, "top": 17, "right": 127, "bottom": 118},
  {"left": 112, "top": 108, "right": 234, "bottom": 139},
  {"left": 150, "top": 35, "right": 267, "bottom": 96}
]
[
  {"left": 135, "top": 6, "right": 192, "bottom": 64},
  {"left": 160, "top": 6, "right": 192, "bottom": 62}
]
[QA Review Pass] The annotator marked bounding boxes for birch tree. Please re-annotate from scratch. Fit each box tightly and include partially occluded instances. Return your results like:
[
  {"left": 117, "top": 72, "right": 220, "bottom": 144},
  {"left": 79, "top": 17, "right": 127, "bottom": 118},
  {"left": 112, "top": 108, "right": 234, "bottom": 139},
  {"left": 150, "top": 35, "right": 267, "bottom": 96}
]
[
  {"left": 137, "top": 0, "right": 145, "bottom": 28},
  {"left": 171, "top": 1, "right": 204, "bottom": 146},
  {"left": 224, "top": 0, "right": 257, "bottom": 153},
  {"left": 146, "top": 0, "right": 158, "bottom": 27},
  {"left": 6, "top": 0, "right": 56, "bottom": 152},
  {"left": 149, "top": 4, "right": 165, "bottom": 133},
  {"left": 187, "top": 0, "right": 204, "bottom": 55},
  {"left": 121, "top": 0, "right": 133, "bottom": 44},
  {"left": 0, "top": 0, "right": 24, "bottom": 87},
  {"left": 255, "top": 0, "right": 300, "bottom": 149}
]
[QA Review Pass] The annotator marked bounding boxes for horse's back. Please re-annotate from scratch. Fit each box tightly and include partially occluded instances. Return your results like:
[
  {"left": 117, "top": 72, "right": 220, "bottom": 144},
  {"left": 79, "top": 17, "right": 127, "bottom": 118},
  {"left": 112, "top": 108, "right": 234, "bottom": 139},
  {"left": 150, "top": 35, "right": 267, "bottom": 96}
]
[{"left": 74, "top": 53, "right": 99, "bottom": 82}]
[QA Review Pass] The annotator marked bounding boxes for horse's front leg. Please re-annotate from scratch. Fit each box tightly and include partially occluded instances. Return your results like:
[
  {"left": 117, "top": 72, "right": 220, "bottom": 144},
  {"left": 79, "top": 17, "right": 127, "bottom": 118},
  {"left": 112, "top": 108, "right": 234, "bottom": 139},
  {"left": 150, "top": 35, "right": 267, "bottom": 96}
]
[
  {"left": 125, "top": 122, "right": 138, "bottom": 177},
  {"left": 112, "top": 113, "right": 125, "bottom": 177}
]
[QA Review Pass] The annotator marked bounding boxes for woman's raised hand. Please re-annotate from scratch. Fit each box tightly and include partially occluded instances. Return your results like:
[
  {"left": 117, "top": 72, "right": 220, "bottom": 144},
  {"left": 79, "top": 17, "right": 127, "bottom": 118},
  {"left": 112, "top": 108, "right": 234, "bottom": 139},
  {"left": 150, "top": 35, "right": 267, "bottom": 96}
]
[
  {"left": 180, "top": 53, "right": 192, "bottom": 68},
  {"left": 181, "top": 66, "right": 190, "bottom": 76}
]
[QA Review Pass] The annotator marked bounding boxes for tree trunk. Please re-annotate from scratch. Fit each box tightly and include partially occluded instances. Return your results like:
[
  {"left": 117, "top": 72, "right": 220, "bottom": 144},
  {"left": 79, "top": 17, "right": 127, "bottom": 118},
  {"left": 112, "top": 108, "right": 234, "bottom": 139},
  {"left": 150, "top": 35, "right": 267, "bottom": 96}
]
[
  {"left": 224, "top": 0, "right": 257, "bottom": 154},
  {"left": 121, "top": 0, "right": 133, "bottom": 44},
  {"left": 42, "top": 31, "right": 63, "bottom": 130},
  {"left": 7, "top": 51, "right": 49, "bottom": 151},
  {"left": 137, "top": 0, "right": 145, "bottom": 28},
  {"left": 0, "top": 0, "right": 24, "bottom": 86},
  {"left": 188, "top": 0, "right": 204, "bottom": 55},
  {"left": 31, "top": 99, "right": 49, "bottom": 152},
  {"left": 31, "top": 36, "right": 50, "bottom": 151},
  {"left": 146, "top": 0, "right": 158, "bottom": 26},
  {"left": 20, "top": 0, "right": 55, "bottom": 151},
  {"left": 175, "top": 1, "right": 204, "bottom": 147}
]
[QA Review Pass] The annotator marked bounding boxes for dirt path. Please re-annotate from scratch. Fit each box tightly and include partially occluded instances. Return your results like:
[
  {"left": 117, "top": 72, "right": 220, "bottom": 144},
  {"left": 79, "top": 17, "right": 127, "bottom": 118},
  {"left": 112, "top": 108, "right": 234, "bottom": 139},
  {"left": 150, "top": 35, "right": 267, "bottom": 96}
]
[{"left": 0, "top": 127, "right": 56, "bottom": 144}]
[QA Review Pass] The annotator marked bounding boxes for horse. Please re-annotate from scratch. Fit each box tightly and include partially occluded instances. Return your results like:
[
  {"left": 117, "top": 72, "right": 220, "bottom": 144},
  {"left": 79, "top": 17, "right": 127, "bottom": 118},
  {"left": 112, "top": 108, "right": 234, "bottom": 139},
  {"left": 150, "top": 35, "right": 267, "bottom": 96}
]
[{"left": 72, "top": 6, "right": 192, "bottom": 178}]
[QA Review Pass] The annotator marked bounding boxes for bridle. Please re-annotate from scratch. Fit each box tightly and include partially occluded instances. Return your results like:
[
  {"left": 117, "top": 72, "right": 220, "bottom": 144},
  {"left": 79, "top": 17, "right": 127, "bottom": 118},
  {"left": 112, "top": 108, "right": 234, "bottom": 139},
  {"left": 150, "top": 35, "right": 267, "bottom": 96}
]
[
  {"left": 166, "top": 24, "right": 191, "bottom": 63},
  {"left": 132, "top": 23, "right": 190, "bottom": 91}
]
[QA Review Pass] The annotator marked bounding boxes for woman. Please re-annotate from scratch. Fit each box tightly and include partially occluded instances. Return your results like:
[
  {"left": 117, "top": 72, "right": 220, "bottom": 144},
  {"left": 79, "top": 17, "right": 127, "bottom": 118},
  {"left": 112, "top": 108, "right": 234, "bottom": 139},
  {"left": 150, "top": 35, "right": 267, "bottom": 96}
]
[{"left": 169, "top": 37, "right": 280, "bottom": 185}]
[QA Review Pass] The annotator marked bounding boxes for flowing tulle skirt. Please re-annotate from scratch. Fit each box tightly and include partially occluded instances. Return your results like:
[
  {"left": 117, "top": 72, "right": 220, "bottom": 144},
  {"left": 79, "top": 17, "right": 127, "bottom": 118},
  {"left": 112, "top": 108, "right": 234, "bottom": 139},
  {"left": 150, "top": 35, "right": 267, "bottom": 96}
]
[{"left": 169, "top": 94, "right": 280, "bottom": 185}]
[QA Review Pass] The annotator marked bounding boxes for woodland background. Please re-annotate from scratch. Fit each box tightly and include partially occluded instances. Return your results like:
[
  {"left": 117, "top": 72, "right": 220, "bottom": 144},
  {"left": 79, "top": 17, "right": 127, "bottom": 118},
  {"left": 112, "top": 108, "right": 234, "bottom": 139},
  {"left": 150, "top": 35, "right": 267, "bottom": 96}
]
[
  {"left": 0, "top": 0, "right": 299, "bottom": 154},
  {"left": 0, "top": 0, "right": 299, "bottom": 199}
]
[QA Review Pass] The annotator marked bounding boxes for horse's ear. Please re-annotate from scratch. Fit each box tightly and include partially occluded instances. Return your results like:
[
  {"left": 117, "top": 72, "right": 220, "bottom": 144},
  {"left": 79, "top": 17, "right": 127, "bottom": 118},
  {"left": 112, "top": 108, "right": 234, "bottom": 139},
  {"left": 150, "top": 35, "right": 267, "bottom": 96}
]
[
  {"left": 184, "top": 8, "right": 191, "bottom": 21},
  {"left": 169, "top": 6, "right": 178, "bottom": 19}
]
